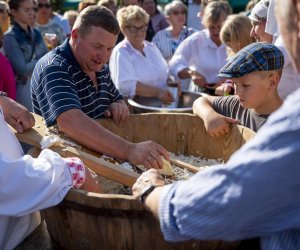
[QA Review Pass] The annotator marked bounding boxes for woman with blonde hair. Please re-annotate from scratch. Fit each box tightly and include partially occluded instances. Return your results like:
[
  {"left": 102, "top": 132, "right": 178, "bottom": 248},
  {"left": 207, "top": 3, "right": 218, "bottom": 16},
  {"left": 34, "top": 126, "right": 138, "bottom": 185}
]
[
  {"left": 169, "top": 1, "right": 231, "bottom": 93},
  {"left": 220, "top": 14, "right": 255, "bottom": 56},
  {"left": 109, "top": 5, "right": 173, "bottom": 104},
  {"left": 215, "top": 14, "right": 255, "bottom": 95}
]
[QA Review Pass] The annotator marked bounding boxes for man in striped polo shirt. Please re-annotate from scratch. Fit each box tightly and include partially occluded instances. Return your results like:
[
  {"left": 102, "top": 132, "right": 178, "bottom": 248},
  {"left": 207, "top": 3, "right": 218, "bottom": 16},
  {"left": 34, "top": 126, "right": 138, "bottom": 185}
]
[{"left": 31, "top": 6, "right": 169, "bottom": 169}]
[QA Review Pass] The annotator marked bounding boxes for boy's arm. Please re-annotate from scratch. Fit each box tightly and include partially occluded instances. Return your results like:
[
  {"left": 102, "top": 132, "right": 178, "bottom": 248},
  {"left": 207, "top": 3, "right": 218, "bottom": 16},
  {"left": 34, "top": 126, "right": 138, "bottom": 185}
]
[{"left": 193, "top": 96, "right": 237, "bottom": 137}]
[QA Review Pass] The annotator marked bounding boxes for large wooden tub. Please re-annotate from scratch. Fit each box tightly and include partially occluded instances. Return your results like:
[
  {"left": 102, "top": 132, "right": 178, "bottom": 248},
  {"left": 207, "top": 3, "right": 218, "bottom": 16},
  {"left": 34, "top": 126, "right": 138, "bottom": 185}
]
[{"left": 40, "top": 113, "right": 255, "bottom": 250}]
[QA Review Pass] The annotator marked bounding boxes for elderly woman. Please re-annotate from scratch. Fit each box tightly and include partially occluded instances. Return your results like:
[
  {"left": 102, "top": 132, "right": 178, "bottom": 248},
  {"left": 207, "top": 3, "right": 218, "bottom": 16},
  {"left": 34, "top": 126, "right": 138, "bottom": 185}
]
[
  {"left": 152, "top": 1, "right": 196, "bottom": 90},
  {"left": 169, "top": 1, "right": 231, "bottom": 92},
  {"left": 109, "top": 5, "right": 173, "bottom": 104},
  {"left": 152, "top": 1, "right": 195, "bottom": 62}
]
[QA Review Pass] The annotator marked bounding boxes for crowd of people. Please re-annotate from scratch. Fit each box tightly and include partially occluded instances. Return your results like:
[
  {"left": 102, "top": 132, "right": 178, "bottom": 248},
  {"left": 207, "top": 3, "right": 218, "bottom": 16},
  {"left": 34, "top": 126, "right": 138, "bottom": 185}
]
[
  {"left": 1, "top": 0, "right": 300, "bottom": 249},
  {"left": 0, "top": 0, "right": 299, "bottom": 105}
]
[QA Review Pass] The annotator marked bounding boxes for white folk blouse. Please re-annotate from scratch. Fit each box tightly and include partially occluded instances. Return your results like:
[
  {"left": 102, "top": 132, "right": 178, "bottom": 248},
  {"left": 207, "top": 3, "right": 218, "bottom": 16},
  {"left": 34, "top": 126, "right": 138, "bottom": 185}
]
[
  {"left": 0, "top": 109, "right": 73, "bottom": 250},
  {"left": 169, "top": 29, "right": 227, "bottom": 85},
  {"left": 109, "top": 39, "right": 169, "bottom": 98}
]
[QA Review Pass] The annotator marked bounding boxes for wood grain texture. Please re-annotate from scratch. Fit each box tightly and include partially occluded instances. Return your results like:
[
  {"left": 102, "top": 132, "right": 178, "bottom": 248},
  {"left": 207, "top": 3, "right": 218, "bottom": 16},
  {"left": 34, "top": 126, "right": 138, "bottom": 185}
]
[{"left": 18, "top": 113, "right": 255, "bottom": 250}]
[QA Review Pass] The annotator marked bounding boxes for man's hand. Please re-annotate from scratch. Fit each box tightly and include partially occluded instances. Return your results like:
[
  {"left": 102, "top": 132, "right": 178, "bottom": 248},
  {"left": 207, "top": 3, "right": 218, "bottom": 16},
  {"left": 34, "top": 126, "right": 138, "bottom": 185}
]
[
  {"left": 126, "top": 141, "right": 170, "bottom": 170},
  {"left": 157, "top": 89, "right": 174, "bottom": 104},
  {"left": 204, "top": 113, "right": 238, "bottom": 137},
  {"left": 104, "top": 100, "right": 130, "bottom": 125},
  {"left": 0, "top": 96, "right": 35, "bottom": 133},
  {"left": 132, "top": 169, "right": 165, "bottom": 199}
]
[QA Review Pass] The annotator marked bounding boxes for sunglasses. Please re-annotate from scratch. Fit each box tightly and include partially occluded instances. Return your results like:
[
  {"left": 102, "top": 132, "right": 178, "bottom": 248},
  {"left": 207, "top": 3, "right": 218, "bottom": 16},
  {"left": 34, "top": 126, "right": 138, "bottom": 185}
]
[
  {"left": 126, "top": 25, "right": 148, "bottom": 33},
  {"left": 172, "top": 10, "right": 186, "bottom": 15},
  {"left": 0, "top": 9, "right": 7, "bottom": 14},
  {"left": 37, "top": 3, "right": 51, "bottom": 9}
]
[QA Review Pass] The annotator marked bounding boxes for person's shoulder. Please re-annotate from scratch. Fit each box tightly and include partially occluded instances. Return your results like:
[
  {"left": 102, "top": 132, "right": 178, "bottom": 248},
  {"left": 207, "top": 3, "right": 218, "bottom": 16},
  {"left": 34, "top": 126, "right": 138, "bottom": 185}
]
[
  {"left": 3, "top": 27, "right": 15, "bottom": 37},
  {"left": 144, "top": 40, "right": 157, "bottom": 48},
  {"left": 114, "top": 40, "right": 133, "bottom": 54},
  {"left": 35, "top": 49, "right": 68, "bottom": 73},
  {"left": 153, "top": 28, "right": 169, "bottom": 38},
  {"left": 49, "top": 21, "right": 64, "bottom": 32},
  {"left": 186, "top": 27, "right": 197, "bottom": 35},
  {"left": 185, "top": 30, "right": 204, "bottom": 42},
  {"left": 213, "top": 95, "right": 239, "bottom": 106}
]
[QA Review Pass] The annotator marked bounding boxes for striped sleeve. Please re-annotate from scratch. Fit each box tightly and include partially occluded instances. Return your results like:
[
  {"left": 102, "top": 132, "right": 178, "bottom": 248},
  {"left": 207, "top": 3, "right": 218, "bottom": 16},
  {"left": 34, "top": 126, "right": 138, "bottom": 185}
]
[
  {"left": 159, "top": 91, "right": 300, "bottom": 248},
  {"left": 32, "top": 64, "right": 81, "bottom": 126}
]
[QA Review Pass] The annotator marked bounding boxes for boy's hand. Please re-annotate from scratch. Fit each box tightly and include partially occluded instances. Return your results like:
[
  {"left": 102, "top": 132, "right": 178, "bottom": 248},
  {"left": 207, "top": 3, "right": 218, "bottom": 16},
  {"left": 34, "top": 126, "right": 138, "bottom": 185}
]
[{"left": 204, "top": 113, "right": 238, "bottom": 137}]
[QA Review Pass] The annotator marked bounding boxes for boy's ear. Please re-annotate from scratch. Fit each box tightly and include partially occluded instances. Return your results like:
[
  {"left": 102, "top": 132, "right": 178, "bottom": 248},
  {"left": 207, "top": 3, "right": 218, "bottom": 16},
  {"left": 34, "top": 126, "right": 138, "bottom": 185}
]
[{"left": 268, "top": 73, "right": 280, "bottom": 90}]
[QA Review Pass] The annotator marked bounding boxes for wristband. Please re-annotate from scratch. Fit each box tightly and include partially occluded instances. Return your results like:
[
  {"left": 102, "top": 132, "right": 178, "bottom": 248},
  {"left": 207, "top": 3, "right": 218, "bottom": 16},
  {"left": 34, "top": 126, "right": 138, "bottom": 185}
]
[{"left": 139, "top": 185, "right": 156, "bottom": 205}]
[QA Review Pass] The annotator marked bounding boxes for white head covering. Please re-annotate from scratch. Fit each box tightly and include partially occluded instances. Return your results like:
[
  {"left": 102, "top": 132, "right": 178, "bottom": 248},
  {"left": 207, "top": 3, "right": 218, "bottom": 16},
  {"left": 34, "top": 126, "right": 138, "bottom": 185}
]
[
  {"left": 249, "top": 0, "right": 270, "bottom": 22},
  {"left": 265, "top": 0, "right": 279, "bottom": 39}
]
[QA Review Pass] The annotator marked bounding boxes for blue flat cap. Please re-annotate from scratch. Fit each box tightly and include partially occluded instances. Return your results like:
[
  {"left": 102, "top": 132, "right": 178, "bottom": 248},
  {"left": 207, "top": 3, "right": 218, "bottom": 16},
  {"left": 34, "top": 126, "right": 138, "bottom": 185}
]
[{"left": 218, "top": 42, "right": 284, "bottom": 79}]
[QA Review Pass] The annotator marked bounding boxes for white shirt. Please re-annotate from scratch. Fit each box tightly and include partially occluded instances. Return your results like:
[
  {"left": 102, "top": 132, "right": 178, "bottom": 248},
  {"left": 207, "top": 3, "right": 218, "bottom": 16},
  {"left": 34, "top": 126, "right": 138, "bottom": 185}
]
[
  {"left": 265, "top": 0, "right": 279, "bottom": 39},
  {"left": 169, "top": 29, "right": 227, "bottom": 85},
  {"left": 275, "top": 36, "right": 300, "bottom": 100},
  {"left": 109, "top": 39, "right": 169, "bottom": 97},
  {"left": 0, "top": 109, "right": 72, "bottom": 250}
]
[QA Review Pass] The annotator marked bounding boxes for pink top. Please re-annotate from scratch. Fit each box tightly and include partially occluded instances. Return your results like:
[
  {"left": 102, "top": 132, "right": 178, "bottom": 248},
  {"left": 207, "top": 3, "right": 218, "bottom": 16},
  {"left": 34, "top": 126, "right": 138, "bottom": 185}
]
[{"left": 0, "top": 52, "right": 16, "bottom": 100}]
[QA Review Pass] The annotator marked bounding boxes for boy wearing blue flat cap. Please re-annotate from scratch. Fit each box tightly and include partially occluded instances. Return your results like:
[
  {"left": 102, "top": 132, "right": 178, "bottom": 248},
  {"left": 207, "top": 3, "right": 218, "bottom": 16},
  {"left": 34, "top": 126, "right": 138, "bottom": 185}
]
[{"left": 193, "top": 42, "right": 284, "bottom": 137}]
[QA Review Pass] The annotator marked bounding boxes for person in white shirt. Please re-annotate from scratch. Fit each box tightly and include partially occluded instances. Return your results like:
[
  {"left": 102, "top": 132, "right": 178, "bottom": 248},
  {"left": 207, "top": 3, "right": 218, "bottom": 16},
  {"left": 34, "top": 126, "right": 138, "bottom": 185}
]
[
  {"left": 265, "top": 0, "right": 300, "bottom": 100},
  {"left": 0, "top": 92, "right": 100, "bottom": 250},
  {"left": 110, "top": 5, "right": 173, "bottom": 103},
  {"left": 169, "top": 1, "right": 230, "bottom": 92}
]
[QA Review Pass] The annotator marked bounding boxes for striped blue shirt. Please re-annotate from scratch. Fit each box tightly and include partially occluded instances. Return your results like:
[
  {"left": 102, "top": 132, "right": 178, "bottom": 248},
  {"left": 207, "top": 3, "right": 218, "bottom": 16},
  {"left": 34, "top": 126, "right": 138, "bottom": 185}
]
[
  {"left": 31, "top": 40, "right": 122, "bottom": 126},
  {"left": 152, "top": 26, "right": 196, "bottom": 62},
  {"left": 159, "top": 88, "right": 300, "bottom": 250}
]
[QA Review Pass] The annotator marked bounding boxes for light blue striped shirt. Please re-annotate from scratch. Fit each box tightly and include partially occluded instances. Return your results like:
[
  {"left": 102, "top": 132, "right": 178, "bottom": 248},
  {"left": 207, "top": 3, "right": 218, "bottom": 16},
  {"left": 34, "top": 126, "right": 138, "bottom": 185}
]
[
  {"left": 152, "top": 26, "right": 196, "bottom": 62},
  {"left": 159, "top": 88, "right": 300, "bottom": 250}
]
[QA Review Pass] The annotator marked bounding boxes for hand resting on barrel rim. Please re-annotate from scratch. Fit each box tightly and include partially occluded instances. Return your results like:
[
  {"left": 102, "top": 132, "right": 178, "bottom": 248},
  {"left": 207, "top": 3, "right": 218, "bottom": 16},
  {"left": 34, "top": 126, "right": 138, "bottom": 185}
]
[
  {"left": 0, "top": 95, "right": 35, "bottom": 133},
  {"left": 104, "top": 99, "right": 130, "bottom": 125}
]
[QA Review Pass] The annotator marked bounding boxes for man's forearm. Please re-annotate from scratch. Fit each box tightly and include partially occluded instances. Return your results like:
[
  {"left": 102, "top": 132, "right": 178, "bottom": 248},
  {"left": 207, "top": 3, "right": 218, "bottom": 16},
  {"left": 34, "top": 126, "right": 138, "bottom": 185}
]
[{"left": 57, "top": 109, "right": 132, "bottom": 160}]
